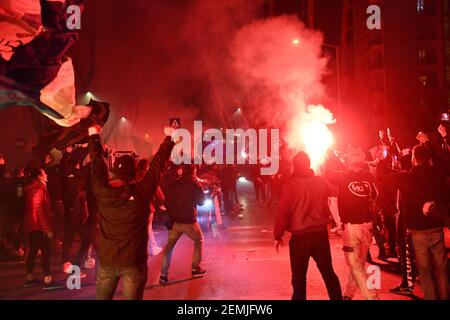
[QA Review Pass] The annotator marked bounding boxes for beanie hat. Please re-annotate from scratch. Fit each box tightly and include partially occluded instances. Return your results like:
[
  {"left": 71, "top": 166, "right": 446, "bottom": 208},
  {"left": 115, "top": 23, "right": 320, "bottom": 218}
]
[{"left": 113, "top": 155, "right": 136, "bottom": 181}]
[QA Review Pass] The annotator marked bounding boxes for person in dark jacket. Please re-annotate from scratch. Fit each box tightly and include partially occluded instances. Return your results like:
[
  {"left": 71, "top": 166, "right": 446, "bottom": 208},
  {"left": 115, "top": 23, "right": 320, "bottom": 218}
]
[
  {"left": 377, "top": 143, "right": 448, "bottom": 300},
  {"left": 23, "top": 161, "right": 60, "bottom": 290},
  {"left": 88, "top": 125, "right": 175, "bottom": 300},
  {"left": 159, "top": 164, "right": 207, "bottom": 285},
  {"left": 274, "top": 152, "right": 342, "bottom": 300},
  {"left": 61, "top": 158, "right": 88, "bottom": 277}
]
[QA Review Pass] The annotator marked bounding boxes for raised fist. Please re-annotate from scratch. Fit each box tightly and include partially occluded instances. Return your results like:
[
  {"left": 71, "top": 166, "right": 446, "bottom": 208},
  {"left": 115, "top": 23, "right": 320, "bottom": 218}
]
[
  {"left": 416, "top": 132, "right": 429, "bottom": 144},
  {"left": 438, "top": 125, "right": 447, "bottom": 138},
  {"left": 88, "top": 125, "right": 102, "bottom": 136}
]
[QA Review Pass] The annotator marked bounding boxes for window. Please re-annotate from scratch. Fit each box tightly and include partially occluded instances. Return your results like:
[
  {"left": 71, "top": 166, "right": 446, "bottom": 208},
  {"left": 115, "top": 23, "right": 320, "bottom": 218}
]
[
  {"left": 417, "top": 0, "right": 436, "bottom": 15},
  {"left": 419, "top": 73, "right": 437, "bottom": 88},
  {"left": 418, "top": 49, "right": 426, "bottom": 60},
  {"left": 418, "top": 48, "right": 437, "bottom": 64},
  {"left": 420, "top": 75, "right": 428, "bottom": 86},
  {"left": 417, "top": 0, "right": 425, "bottom": 13}
]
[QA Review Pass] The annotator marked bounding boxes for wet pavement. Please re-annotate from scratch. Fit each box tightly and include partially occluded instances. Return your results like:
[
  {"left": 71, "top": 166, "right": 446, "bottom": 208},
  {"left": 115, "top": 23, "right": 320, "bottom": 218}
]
[{"left": 0, "top": 182, "right": 438, "bottom": 300}]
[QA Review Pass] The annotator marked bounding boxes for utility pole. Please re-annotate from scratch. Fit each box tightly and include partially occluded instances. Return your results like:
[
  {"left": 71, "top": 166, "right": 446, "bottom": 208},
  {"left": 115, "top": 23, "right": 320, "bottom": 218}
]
[
  {"left": 307, "top": 0, "right": 314, "bottom": 28},
  {"left": 323, "top": 43, "right": 342, "bottom": 121}
]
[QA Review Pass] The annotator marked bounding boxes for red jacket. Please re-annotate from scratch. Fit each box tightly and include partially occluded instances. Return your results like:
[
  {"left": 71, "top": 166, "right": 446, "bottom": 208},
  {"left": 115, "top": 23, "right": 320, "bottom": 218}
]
[{"left": 23, "top": 180, "right": 53, "bottom": 233}]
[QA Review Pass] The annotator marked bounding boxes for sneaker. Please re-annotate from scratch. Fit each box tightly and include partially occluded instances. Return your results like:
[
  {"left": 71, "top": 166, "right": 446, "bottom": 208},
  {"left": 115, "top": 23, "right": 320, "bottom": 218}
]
[
  {"left": 24, "top": 279, "right": 41, "bottom": 287},
  {"left": 191, "top": 267, "right": 207, "bottom": 277},
  {"left": 43, "top": 280, "right": 63, "bottom": 291},
  {"left": 83, "top": 256, "right": 96, "bottom": 269},
  {"left": 149, "top": 246, "right": 163, "bottom": 257},
  {"left": 63, "top": 261, "right": 73, "bottom": 274},
  {"left": 159, "top": 274, "right": 168, "bottom": 285},
  {"left": 389, "top": 284, "right": 413, "bottom": 295}
]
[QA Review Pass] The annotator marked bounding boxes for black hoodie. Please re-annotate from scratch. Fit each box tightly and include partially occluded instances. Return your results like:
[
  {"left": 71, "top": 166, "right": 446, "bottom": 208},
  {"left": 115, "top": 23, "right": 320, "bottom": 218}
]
[
  {"left": 89, "top": 134, "right": 174, "bottom": 267},
  {"left": 166, "top": 175, "right": 205, "bottom": 224},
  {"left": 377, "top": 164, "right": 445, "bottom": 231}
]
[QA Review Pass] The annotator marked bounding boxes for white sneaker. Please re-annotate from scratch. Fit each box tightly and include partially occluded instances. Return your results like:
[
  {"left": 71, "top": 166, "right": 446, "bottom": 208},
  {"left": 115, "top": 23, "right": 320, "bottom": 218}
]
[
  {"left": 149, "top": 246, "right": 163, "bottom": 256},
  {"left": 63, "top": 261, "right": 72, "bottom": 274},
  {"left": 83, "top": 256, "right": 96, "bottom": 269}
]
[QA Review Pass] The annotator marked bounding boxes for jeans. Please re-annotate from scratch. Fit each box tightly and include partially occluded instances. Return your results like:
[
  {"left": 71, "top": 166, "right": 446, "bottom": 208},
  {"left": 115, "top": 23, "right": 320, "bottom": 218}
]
[
  {"left": 409, "top": 228, "right": 448, "bottom": 300},
  {"left": 160, "top": 222, "right": 204, "bottom": 276},
  {"left": 26, "top": 231, "right": 51, "bottom": 276},
  {"left": 396, "top": 213, "right": 415, "bottom": 288},
  {"left": 148, "top": 213, "right": 157, "bottom": 249},
  {"left": 62, "top": 222, "right": 87, "bottom": 265},
  {"left": 96, "top": 262, "right": 148, "bottom": 300},
  {"left": 342, "top": 222, "right": 378, "bottom": 300},
  {"left": 382, "top": 212, "right": 397, "bottom": 255},
  {"left": 289, "top": 230, "right": 342, "bottom": 300}
]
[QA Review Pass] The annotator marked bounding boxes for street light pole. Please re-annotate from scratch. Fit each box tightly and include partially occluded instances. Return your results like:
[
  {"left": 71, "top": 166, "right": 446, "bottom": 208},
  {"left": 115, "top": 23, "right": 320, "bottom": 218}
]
[{"left": 322, "top": 43, "right": 342, "bottom": 122}]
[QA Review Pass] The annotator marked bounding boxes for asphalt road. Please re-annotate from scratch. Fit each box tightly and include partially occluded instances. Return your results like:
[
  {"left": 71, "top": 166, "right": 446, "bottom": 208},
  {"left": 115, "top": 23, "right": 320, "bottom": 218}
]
[{"left": 0, "top": 181, "right": 438, "bottom": 300}]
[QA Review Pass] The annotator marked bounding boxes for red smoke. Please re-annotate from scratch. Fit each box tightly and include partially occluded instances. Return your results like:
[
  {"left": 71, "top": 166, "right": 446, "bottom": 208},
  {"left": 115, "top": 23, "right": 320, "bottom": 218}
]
[{"left": 230, "top": 15, "right": 334, "bottom": 172}]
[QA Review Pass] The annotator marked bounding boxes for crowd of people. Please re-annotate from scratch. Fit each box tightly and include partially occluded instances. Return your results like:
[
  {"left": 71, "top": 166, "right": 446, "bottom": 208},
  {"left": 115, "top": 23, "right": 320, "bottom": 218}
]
[
  {"left": 0, "top": 124, "right": 276, "bottom": 298},
  {"left": 1, "top": 118, "right": 449, "bottom": 300},
  {"left": 275, "top": 119, "right": 450, "bottom": 300}
]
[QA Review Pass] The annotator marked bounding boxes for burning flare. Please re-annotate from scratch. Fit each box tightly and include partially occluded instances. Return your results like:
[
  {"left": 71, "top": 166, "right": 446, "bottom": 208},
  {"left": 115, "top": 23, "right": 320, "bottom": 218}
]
[{"left": 288, "top": 105, "right": 336, "bottom": 173}]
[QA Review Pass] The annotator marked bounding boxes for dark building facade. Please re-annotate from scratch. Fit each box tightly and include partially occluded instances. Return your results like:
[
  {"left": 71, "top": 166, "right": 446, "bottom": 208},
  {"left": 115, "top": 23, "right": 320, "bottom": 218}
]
[{"left": 341, "top": 0, "right": 450, "bottom": 146}]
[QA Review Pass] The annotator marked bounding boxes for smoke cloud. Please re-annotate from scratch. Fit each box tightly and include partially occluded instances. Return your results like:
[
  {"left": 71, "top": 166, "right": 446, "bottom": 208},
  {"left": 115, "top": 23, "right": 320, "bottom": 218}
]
[{"left": 73, "top": 1, "right": 333, "bottom": 166}]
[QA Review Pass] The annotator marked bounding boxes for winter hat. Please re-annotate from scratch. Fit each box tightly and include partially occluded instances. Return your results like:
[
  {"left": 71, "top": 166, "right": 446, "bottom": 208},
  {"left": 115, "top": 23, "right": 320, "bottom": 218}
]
[{"left": 113, "top": 155, "right": 136, "bottom": 181}]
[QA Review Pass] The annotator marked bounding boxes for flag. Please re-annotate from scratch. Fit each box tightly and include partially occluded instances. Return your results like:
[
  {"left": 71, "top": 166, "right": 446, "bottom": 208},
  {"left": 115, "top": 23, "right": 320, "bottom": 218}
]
[
  {"left": 0, "top": 75, "right": 64, "bottom": 119},
  {"left": 32, "top": 99, "right": 110, "bottom": 159},
  {"left": 0, "top": 0, "right": 89, "bottom": 127}
]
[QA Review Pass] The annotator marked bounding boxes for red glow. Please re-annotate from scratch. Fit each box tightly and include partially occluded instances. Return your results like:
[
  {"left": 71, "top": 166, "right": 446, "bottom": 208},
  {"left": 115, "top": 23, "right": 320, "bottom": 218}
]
[{"left": 287, "top": 105, "right": 336, "bottom": 173}]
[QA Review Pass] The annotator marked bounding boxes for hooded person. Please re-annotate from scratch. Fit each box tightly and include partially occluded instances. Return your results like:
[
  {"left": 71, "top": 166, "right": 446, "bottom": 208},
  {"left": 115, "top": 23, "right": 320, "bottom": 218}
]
[
  {"left": 159, "top": 163, "right": 207, "bottom": 285},
  {"left": 274, "top": 152, "right": 342, "bottom": 300}
]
